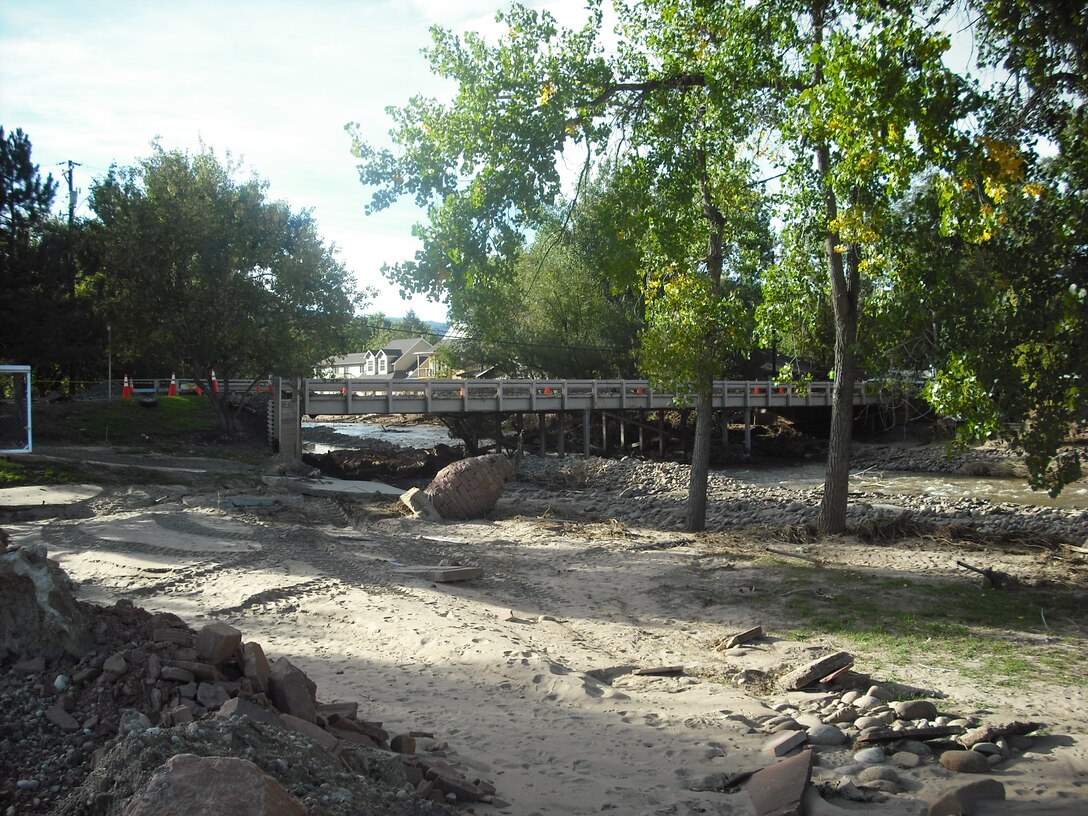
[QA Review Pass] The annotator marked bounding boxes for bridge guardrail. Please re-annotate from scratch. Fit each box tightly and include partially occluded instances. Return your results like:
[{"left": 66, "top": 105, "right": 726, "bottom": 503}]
[{"left": 301, "top": 378, "right": 881, "bottom": 416}]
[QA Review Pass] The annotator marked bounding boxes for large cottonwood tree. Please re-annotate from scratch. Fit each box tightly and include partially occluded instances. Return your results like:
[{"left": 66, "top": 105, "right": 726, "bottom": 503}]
[
  {"left": 352, "top": 0, "right": 985, "bottom": 533},
  {"left": 352, "top": 2, "right": 773, "bottom": 531}
]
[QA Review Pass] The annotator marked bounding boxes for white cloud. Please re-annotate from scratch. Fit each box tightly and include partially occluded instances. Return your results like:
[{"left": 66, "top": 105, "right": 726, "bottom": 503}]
[{"left": 1, "top": 0, "right": 604, "bottom": 325}]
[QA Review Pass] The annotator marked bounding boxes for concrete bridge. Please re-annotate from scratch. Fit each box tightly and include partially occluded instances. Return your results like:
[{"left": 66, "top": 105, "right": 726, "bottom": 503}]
[{"left": 280, "top": 378, "right": 887, "bottom": 458}]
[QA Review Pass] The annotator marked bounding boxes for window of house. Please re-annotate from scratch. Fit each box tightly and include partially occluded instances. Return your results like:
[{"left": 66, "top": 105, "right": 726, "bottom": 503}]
[
  {"left": 378, "top": 356, "right": 387, "bottom": 375},
  {"left": 365, "top": 357, "right": 374, "bottom": 375}
]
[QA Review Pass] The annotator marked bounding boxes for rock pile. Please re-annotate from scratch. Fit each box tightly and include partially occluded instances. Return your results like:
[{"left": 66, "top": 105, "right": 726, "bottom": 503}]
[
  {"left": 0, "top": 541, "right": 93, "bottom": 660},
  {"left": 740, "top": 652, "right": 1040, "bottom": 813},
  {"left": 510, "top": 454, "right": 1088, "bottom": 542},
  {"left": 0, "top": 538, "right": 494, "bottom": 816}
]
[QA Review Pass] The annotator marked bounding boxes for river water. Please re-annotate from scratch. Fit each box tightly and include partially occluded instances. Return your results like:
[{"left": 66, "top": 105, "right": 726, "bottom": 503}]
[
  {"left": 728, "top": 462, "right": 1086, "bottom": 511},
  {"left": 304, "top": 421, "right": 1087, "bottom": 512}
]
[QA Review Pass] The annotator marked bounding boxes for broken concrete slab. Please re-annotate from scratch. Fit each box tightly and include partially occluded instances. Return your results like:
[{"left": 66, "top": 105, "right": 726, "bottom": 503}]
[
  {"left": 0, "top": 484, "right": 102, "bottom": 509},
  {"left": 399, "top": 487, "right": 442, "bottom": 521},
  {"left": 261, "top": 474, "right": 403, "bottom": 498},
  {"left": 392, "top": 565, "right": 484, "bottom": 582}
]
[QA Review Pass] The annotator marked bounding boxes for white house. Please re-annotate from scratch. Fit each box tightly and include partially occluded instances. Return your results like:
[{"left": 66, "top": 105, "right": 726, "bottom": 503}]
[{"left": 320, "top": 337, "right": 436, "bottom": 380}]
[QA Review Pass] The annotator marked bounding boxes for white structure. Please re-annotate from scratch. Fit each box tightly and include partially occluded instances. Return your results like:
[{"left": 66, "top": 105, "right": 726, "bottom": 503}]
[
  {"left": 320, "top": 337, "right": 436, "bottom": 380},
  {"left": 0, "top": 365, "right": 33, "bottom": 454}
]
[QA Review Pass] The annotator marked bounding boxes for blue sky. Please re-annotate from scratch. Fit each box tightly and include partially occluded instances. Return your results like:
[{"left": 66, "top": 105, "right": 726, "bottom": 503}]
[{"left": 0, "top": 0, "right": 591, "bottom": 323}]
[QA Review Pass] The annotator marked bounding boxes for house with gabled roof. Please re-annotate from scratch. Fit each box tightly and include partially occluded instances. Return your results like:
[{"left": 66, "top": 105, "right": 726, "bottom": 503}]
[{"left": 320, "top": 337, "right": 437, "bottom": 380}]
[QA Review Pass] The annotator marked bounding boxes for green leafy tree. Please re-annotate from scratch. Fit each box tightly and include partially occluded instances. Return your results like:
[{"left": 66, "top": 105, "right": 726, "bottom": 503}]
[
  {"left": 707, "top": 0, "right": 981, "bottom": 532},
  {"left": 0, "top": 127, "right": 56, "bottom": 272},
  {"left": 392, "top": 308, "right": 433, "bottom": 341},
  {"left": 454, "top": 170, "right": 645, "bottom": 378},
  {"left": 0, "top": 127, "right": 58, "bottom": 367},
  {"left": 90, "top": 143, "right": 361, "bottom": 431},
  {"left": 344, "top": 312, "right": 391, "bottom": 353},
  {"left": 352, "top": 3, "right": 773, "bottom": 530},
  {"left": 0, "top": 127, "right": 101, "bottom": 391},
  {"left": 848, "top": 2, "right": 1088, "bottom": 498}
]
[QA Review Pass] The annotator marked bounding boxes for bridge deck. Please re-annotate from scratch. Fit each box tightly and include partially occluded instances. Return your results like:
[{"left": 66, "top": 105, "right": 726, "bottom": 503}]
[{"left": 302, "top": 378, "right": 882, "bottom": 417}]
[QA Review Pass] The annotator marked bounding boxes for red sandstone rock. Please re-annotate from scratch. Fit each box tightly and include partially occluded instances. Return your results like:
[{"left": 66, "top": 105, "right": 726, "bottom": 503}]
[
  {"left": 928, "top": 778, "right": 1006, "bottom": 815},
  {"left": 939, "top": 750, "right": 992, "bottom": 774},
  {"left": 243, "top": 641, "right": 272, "bottom": 692},
  {"left": 216, "top": 696, "right": 283, "bottom": 728},
  {"left": 121, "top": 753, "right": 306, "bottom": 816},
  {"left": 424, "top": 454, "right": 514, "bottom": 520},
  {"left": 45, "top": 703, "right": 80, "bottom": 732},
  {"left": 268, "top": 658, "right": 317, "bottom": 723},
  {"left": 279, "top": 713, "right": 340, "bottom": 753},
  {"left": 196, "top": 621, "right": 243, "bottom": 665}
]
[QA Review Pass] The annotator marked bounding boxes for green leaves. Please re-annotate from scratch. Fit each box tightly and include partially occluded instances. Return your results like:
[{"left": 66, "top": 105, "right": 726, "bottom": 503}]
[{"left": 89, "top": 143, "right": 360, "bottom": 422}]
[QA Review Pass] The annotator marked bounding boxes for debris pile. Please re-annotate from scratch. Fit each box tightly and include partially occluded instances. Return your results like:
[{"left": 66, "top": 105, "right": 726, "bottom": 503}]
[
  {"left": 730, "top": 648, "right": 1041, "bottom": 813},
  {"left": 0, "top": 536, "right": 494, "bottom": 815}
]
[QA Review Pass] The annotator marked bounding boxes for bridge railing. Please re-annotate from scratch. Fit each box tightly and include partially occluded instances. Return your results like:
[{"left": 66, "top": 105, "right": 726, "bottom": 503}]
[{"left": 301, "top": 378, "right": 881, "bottom": 416}]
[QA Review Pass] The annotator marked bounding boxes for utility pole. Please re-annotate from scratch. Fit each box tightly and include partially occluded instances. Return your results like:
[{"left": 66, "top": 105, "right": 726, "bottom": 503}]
[{"left": 61, "top": 160, "right": 81, "bottom": 225}]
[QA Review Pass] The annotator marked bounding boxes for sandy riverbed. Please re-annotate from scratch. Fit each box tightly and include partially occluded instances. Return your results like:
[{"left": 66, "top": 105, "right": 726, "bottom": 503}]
[{"left": 3, "top": 444, "right": 1087, "bottom": 815}]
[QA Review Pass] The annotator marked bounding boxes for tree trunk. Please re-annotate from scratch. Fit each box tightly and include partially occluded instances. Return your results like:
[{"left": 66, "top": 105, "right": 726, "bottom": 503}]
[
  {"left": 686, "top": 383, "right": 713, "bottom": 532},
  {"left": 816, "top": 272, "right": 858, "bottom": 533},
  {"left": 685, "top": 134, "right": 726, "bottom": 534},
  {"left": 813, "top": 145, "right": 860, "bottom": 534},
  {"left": 810, "top": 4, "right": 859, "bottom": 535},
  {"left": 196, "top": 366, "right": 235, "bottom": 433}
]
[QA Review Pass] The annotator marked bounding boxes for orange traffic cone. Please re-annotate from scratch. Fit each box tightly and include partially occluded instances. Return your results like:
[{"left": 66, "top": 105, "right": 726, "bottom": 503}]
[
  {"left": 168, "top": 372, "right": 178, "bottom": 397},
  {"left": 211, "top": 368, "right": 220, "bottom": 394},
  {"left": 122, "top": 374, "right": 133, "bottom": 399}
]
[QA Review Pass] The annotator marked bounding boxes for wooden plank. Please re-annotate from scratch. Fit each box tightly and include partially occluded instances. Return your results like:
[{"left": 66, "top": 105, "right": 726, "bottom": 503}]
[
  {"left": 633, "top": 665, "right": 684, "bottom": 676},
  {"left": 716, "top": 625, "right": 763, "bottom": 651},
  {"left": 780, "top": 651, "right": 853, "bottom": 690},
  {"left": 393, "top": 566, "right": 484, "bottom": 582},
  {"left": 856, "top": 725, "right": 965, "bottom": 744}
]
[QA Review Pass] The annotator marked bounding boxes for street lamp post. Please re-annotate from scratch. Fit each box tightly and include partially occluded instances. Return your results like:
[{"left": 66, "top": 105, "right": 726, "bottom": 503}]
[{"left": 107, "top": 324, "right": 112, "bottom": 401}]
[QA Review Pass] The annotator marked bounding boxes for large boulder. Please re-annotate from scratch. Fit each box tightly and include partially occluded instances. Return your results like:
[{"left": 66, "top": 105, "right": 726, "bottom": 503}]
[
  {"left": 121, "top": 753, "right": 306, "bottom": 816},
  {"left": 0, "top": 536, "right": 92, "bottom": 660},
  {"left": 423, "top": 454, "right": 514, "bottom": 520}
]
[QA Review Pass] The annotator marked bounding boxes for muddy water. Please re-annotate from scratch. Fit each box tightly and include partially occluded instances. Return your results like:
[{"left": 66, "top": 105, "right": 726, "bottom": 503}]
[{"left": 304, "top": 421, "right": 1087, "bottom": 512}]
